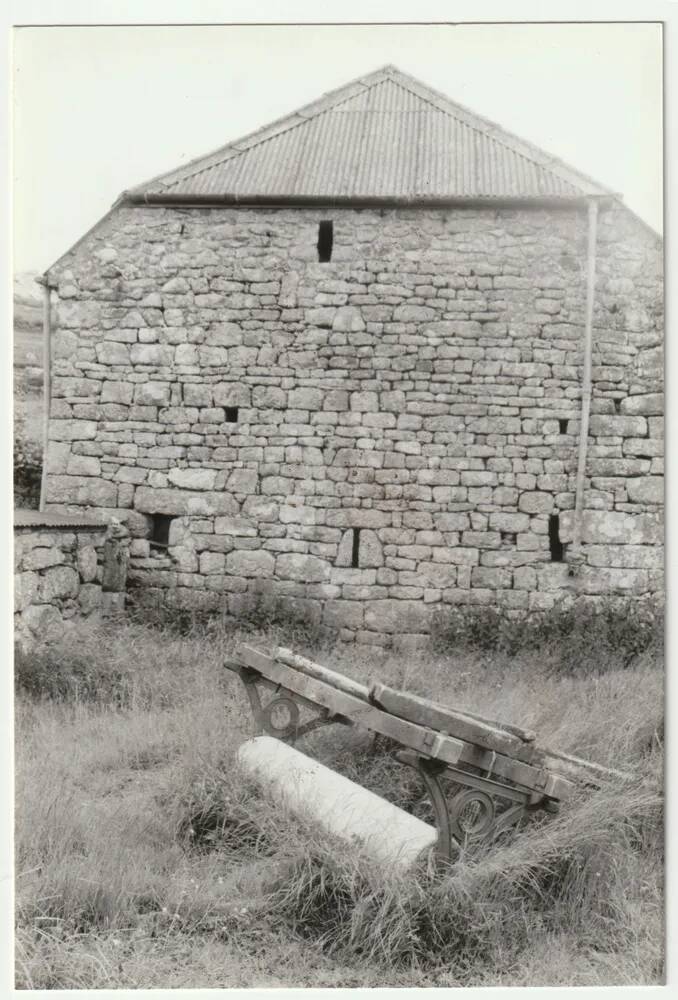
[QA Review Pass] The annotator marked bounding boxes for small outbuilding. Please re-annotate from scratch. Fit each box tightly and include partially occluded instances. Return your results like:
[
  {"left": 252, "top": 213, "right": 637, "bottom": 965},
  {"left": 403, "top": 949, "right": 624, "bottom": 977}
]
[{"left": 40, "top": 65, "right": 664, "bottom": 642}]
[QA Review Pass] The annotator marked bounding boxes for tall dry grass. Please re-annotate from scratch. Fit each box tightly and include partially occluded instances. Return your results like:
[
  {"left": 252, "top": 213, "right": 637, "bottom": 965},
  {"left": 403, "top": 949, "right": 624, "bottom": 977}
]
[{"left": 14, "top": 610, "right": 664, "bottom": 988}]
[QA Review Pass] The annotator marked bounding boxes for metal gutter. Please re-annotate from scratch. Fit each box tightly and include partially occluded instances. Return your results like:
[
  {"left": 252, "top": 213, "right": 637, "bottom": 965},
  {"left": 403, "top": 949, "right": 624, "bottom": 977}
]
[
  {"left": 123, "top": 190, "right": 618, "bottom": 212},
  {"left": 571, "top": 198, "right": 600, "bottom": 558},
  {"left": 35, "top": 275, "right": 51, "bottom": 513}
]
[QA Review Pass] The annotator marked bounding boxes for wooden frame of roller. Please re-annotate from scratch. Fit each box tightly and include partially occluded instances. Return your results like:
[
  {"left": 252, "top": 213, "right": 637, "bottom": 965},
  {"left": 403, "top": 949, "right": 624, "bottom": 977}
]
[{"left": 225, "top": 644, "right": 630, "bottom": 862}]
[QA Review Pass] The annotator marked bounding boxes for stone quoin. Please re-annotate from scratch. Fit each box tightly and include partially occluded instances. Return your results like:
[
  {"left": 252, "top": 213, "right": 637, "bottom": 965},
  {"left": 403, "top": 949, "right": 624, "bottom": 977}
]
[{"left": 39, "top": 66, "right": 664, "bottom": 643}]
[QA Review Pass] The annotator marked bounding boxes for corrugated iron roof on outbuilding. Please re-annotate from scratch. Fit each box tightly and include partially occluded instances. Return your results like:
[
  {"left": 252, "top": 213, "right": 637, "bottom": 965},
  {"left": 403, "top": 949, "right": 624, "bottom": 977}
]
[
  {"left": 14, "top": 509, "right": 108, "bottom": 530},
  {"left": 125, "top": 65, "right": 613, "bottom": 205}
]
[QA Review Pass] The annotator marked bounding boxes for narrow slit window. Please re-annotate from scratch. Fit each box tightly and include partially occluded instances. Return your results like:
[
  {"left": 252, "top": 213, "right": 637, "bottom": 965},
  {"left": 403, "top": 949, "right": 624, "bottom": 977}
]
[
  {"left": 558, "top": 419, "right": 568, "bottom": 434},
  {"left": 548, "top": 514, "right": 565, "bottom": 562},
  {"left": 150, "top": 514, "right": 173, "bottom": 549},
  {"left": 317, "top": 220, "right": 333, "bottom": 262},
  {"left": 225, "top": 406, "right": 239, "bottom": 423},
  {"left": 351, "top": 527, "right": 361, "bottom": 568}
]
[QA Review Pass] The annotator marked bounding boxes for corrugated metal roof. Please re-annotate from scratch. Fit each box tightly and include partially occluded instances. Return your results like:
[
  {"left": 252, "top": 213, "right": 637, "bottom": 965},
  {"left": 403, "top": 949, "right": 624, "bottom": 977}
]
[
  {"left": 128, "top": 66, "right": 612, "bottom": 204},
  {"left": 14, "top": 508, "right": 107, "bottom": 530}
]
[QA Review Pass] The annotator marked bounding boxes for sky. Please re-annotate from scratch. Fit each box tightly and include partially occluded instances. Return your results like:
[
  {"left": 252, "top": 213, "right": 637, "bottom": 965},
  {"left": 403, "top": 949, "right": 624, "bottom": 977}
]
[{"left": 12, "top": 21, "right": 663, "bottom": 274}]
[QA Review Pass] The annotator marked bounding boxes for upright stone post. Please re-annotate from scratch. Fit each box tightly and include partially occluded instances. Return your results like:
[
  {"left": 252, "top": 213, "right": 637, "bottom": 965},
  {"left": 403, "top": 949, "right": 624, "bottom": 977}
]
[{"left": 101, "top": 518, "right": 130, "bottom": 615}]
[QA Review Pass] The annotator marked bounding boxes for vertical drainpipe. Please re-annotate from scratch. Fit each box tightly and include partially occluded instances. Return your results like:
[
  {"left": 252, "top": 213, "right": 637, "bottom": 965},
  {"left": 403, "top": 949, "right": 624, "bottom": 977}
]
[
  {"left": 36, "top": 275, "right": 51, "bottom": 513},
  {"left": 571, "top": 198, "right": 599, "bottom": 558}
]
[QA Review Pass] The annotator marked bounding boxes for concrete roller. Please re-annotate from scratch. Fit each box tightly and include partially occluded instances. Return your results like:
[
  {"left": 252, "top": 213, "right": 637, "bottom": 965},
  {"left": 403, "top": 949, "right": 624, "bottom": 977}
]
[{"left": 237, "top": 735, "right": 437, "bottom": 869}]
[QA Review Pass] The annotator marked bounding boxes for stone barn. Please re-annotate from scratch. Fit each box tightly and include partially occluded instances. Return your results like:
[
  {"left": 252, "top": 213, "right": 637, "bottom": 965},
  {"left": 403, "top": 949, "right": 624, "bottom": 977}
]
[{"left": 40, "top": 65, "right": 664, "bottom": 643}]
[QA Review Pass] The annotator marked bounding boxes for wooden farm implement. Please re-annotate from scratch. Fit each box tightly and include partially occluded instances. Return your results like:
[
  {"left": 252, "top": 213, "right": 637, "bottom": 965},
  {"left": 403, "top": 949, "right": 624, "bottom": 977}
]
[{"left": 225, "top": 644, "right": 628, "bottom": 868}]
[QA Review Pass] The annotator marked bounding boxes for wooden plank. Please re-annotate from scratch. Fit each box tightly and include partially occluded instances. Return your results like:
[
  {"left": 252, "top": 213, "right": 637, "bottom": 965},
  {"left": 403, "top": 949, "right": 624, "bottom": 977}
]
[
  {"left": 236, "top": 644, "right": 466, "bottom": 767},
  {"left": 453, "top": 741, "right": 573, "bottom": 801},
  {"left": 369, "top": 682, "right": 538, "bottom": 763},
  {"left": 235, "top": 645, "right": 573, "bottom": 800},
  {"left": 366, "top": 680, "right": 619, "bottom": 789},
  {"left": 243, "top": 644, "right": 538, "bottom": 743},
  {"left": 536, "top": 746, "right": 632, "bottom": 784},
  {"left": 274, "top": 647, "right": 535, "bottom": 744},
  {"left": 442, "top": 706, "right": 536, "bottom": 744},
  {"left": 274, "top": 646, "right": 370, "bottom": 701}
]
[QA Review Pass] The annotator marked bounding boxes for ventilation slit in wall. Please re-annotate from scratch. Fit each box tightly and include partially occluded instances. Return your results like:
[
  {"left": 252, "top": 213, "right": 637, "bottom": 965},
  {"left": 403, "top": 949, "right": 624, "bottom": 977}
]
[
  {"left": 613, "top": 398, "right": 622, "bottom": 414},
  {"left": 317, "top": 220, "right": 334, "bottom": 262},
  {"left": 548, "top": 514, "right": 565, "bottom": 563},
  {"left": 225, "top": 406, "right": 239, "bottom": 423},
  {"left": 150, "top": 514, "right": 173, "bottom": 549},
  {"left": 558, "top": 419, "right": 568, "bottom": 434},
  {"left": 351, "top": 527, "right": 361, "bottom": 568}
]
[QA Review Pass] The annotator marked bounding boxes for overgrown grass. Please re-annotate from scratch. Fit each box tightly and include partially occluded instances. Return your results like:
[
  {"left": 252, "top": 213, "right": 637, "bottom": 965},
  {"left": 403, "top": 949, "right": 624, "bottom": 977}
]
[
  {"left": 14, "top": 610, "right": 664, "bottom": 988},
  {"left": 267, "top": 755, "right": 662, "bottom": 979},
  {"left": 14, "top": 408, "right": 42, "bottom": 510},
  {"left": 430, "top": 595, "right": 664, "bottom": 674}
]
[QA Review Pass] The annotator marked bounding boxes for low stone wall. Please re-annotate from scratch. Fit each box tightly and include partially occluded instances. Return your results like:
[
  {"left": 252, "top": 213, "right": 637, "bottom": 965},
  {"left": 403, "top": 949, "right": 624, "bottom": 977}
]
[{"left": 14, "top": 511, "right": 109, "bottom": 647}]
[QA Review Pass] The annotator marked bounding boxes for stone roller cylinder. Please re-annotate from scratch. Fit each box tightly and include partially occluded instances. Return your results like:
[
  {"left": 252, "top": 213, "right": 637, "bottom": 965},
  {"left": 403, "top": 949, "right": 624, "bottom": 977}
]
[{"left": 237, "top": 735, "right": 438, "bottom": 869}]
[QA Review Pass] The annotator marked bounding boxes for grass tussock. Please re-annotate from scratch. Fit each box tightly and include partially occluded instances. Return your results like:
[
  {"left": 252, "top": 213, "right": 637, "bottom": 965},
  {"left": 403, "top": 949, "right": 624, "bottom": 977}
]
[{"left": 14, "top": 610, "right": 664, "bottom": 988}]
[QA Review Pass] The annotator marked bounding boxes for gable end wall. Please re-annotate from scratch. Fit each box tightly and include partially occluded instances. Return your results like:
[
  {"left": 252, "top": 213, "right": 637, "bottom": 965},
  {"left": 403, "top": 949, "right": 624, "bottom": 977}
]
[{"left": 43, "top": 203, "right": 664, "bottom": 640}]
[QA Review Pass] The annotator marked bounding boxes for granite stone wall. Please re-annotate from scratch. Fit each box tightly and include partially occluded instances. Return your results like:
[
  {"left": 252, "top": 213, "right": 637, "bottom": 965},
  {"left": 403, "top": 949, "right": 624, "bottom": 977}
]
[
  {"left": 14, "top": 523, "right": 108, "bottom": 646},
  {"left": 43, "top": 203, "right": 664, "bottom": 643}
]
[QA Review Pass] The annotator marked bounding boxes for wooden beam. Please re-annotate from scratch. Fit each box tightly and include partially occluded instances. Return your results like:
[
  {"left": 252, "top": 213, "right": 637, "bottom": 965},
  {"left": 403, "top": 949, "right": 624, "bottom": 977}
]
[
  {"left": 536, "top": 745, "right": 632, "bottom": 784},
  {"left": 236, "top": 645, "right": 465, "bottom": 767},
  {"left": 452, "top": 741, "right": 573, "bottom": 801},
  {"left": 274, "top": 646, "right": 369, "bottom": 701},
  {"left": 233, "top": 645, "right": 574, "bottom": 799},
  {"left": 369, "top": 682, "right": 538, "bottom": 763}
]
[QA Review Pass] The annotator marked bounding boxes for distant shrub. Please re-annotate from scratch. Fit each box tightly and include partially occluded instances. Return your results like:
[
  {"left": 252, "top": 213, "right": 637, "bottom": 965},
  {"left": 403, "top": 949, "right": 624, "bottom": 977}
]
[
  {"left": 14, "top": 417, "right": 42, "bottom": 509},
  {"left": 230, "top": 591, "right": 329, "bottom": 649},
  {"left": 430, "top": 596, "right": 663, "bottom": 675},
  {"left": 129, "top": 589, "right": 330, "bottom": 650},
  {"left": 125, "top": 603, "right": 223, "bottom": 638}
]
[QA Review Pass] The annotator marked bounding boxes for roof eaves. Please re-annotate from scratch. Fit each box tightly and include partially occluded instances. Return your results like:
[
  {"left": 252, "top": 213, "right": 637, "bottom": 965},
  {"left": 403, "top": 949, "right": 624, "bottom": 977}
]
[{"left": 124, "top": 191, "right": 604, "bottom": 209}]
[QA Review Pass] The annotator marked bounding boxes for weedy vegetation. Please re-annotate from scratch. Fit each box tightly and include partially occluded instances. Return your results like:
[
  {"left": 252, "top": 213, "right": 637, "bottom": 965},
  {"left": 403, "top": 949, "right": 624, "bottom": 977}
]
[
  {"left": 13, "top": 410, "right": 42, "bottom": 510},
  {"left": 14, "top": 600, "right": 664, "bottom": 988}
]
